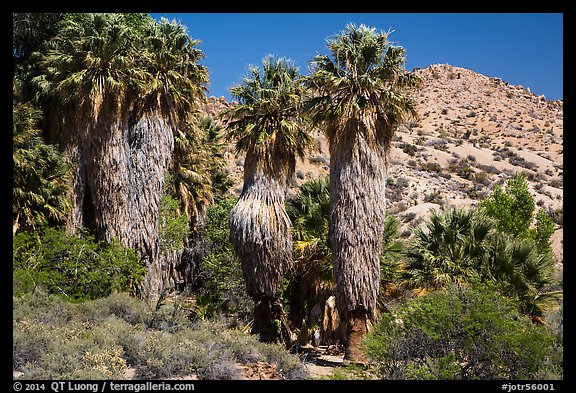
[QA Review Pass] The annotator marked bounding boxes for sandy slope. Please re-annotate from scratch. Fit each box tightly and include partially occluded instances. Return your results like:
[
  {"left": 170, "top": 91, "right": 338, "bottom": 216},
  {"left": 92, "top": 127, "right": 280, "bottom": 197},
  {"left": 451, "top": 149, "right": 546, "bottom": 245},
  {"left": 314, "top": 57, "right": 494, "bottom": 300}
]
[{"left": 204, "top": 63, "right": 563, "bottom": 269}]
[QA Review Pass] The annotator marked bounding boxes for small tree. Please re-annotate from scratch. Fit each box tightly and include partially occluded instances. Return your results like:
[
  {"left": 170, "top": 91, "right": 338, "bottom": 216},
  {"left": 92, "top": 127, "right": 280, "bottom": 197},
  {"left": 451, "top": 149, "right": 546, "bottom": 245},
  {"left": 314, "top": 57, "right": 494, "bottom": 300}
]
[
  {"left": 480, "top": 173, "right": 534, "bottom": 236},
  {"left": 479, "top": 172, "right": 557, "bottom": 255}
]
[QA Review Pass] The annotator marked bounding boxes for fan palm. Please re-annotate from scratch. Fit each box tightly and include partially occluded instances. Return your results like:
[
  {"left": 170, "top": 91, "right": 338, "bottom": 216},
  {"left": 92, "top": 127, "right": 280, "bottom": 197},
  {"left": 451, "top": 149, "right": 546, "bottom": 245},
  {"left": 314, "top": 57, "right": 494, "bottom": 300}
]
[
  {"left": 13, "top": 103, "right": 72, "bottom": 235},
  {"left": 304, "top": 23, "right": 422, "bottom": 361},
  {"left": 170, "top": 116, "right": 228, "bottom": 229},
  {"left": 405, "top": 206, "right": 561, "bottom": 319},
  {"left": 28, "top": 13, "right": 208, "bottom": 300},
  {"left": 488, "top": 233, "right": 560, "bottom": 318},
  {"left": 404, "top": 207, "right": 493, "bottom": 290},
  {"left": 285, "top": 175, "right": 335, "bottom": 342},
  {"left": 223, "top": 55, "right": 314, "bottom": 342}
]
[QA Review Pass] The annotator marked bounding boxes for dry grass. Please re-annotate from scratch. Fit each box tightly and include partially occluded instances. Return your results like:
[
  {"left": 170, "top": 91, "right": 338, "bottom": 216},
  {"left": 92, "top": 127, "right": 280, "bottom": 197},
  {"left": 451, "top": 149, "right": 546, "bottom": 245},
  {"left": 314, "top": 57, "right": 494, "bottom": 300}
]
[{"left": 13, "top": 290, "right": 307, "bottom": 380}]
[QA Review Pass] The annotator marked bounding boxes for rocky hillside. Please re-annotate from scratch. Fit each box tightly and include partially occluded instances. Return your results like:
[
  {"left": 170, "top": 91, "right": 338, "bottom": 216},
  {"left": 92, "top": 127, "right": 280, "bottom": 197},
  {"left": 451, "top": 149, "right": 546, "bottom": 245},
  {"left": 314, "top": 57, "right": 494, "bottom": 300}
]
[{"left": 202, "top": 63, "right": 563, "bottom": 270}]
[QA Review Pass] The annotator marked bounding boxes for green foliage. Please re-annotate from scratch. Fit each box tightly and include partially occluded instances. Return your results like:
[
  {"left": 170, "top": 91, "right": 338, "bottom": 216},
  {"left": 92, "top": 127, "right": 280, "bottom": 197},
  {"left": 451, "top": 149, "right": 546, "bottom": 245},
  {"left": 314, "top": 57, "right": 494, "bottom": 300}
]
[
  {"left": 362, "top": 282, "right": 561, "bottom": 379},
  {"left": 28, "top": 13, "right": 207, "bottom": 117},
  {"left": 287, "top": 174, "right": 332, "bottom": 269},
  {"left": 531, "top": 208, "right": 555, "bottom": 253},
  {"left": 224, "top": 54, "right": 315, "bottom": 161},
  {"left": 13, "top": 103, "right": 72, "bottom": 234},
  {"left": 479, "top": 173, "right": 535, "bottom": 238},
  {"left": 404, "top": 206, "right": 559, "bottom": 318},
  {"left": 285, "top": 176, "right": 333, "bottom": 328},
  {"left": 405, "top": 207, "right": 491, "bottom": 289},
  {"left": 380, "top": 214, "right": 406, "bottom": 283},
  {"left": 304, "top": 23, "right": 422, "bottom": 143},
  {"left": 194, "top": 197, "right": 252, "bottom": 320},
  {"left": 170, "top": 116, "right": 233, "bottom": 226},
  {"left": 158, "top": 190, "right": 191, "bottom": 253},
  {"left": 13, "top": 227, "right": 145, "bottom": 302}
]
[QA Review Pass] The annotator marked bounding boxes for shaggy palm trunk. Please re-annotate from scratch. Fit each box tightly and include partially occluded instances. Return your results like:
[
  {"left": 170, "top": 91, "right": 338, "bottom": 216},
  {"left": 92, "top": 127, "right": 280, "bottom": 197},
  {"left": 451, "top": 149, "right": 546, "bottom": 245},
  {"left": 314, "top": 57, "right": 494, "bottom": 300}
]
[
  {"left": 47, "top": 104, "right": 175, "bottom": 302},
  {"left": 229, "top": 151, "right": 293, "bottom": 342},
  {"left": 329, "top": 120, "right": 388, "bottom": 362}
]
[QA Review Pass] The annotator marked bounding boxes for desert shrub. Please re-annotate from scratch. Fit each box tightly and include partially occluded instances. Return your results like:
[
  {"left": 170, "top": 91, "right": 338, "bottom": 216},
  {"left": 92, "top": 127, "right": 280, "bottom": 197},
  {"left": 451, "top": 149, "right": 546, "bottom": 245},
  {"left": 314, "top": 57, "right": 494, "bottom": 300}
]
[
  {"left": 13, "top": 227, "right": 145, "bottom": 302},
  {"left": 362, "top": 282, "right": 560, "bottom": 380},
  {"left": 473, "top": 171, "right": 492, "bottom": 187},
  {"left": 400, "top": 142, "right": 418, "bottom": 156},
  {"left": 508, "top": 155, "right": 538, "bottom": 171},
  {"left": 309, "top": 155, "right": 329, "bottom": 165},
  {"left": 77, "top": 292, "right": 151, "bottom": 326},
  {"left": 447, "top": 158, "right": 474, "bottom": 180},
  {"left": 13, "top": 290, "right": 307, "bottom": 380},
  {"left": 426, "top": 138, "right": 449, "bottom": 151},
  {"left": 14, "top": 315, "right": 130, "bottom": 379},
  {"left": 423, "top": 190, "right": 444, "bottom": 205},
  {"left": 548, "top": 207, "right": 563, "bottom": 226},
  {"left": 548, "top": 177, "right": 563, "bottom": 189},
  {"left": 386, "top": 176, "right": 410, "bottom": 203},
  {"left": 419, "top": 161, "right": 442, "bottom": 174},
  {"left": 472, "top": 162, "right": 500, "bottom": 174}
]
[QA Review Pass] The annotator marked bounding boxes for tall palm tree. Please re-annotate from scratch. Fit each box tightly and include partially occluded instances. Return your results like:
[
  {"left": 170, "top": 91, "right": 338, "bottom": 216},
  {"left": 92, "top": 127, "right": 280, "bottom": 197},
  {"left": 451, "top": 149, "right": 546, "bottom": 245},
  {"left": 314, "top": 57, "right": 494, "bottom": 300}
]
[
  {"left": 223, "top": 55, "right": 314, "bottom": 342},
  {"left": 29, "top": 14, "right": 208, "bottom": 300},
  {"left": 305, "top": 23, "right": 422, "bottom": 361}
]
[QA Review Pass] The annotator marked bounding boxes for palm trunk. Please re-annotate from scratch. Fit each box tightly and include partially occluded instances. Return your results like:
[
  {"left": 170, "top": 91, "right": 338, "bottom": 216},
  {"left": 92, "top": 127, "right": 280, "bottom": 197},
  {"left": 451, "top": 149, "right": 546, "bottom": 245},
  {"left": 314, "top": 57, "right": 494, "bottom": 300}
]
[
  {"left": 329, "top": 120, "right": 388, "bottom": 361},
  {"left": 228, "top": 150, "right": 294, "bottom": 342},
  {"left": 47, "top": 104, "right": 176, "bottom": 302}
]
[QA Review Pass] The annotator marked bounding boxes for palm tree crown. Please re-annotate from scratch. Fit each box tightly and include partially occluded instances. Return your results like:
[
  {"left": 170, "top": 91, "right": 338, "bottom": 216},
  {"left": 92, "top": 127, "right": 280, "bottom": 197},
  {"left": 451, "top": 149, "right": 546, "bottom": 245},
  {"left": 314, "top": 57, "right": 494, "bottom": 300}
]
[
  {"left": 305, "top": 23, "right": 422, "bottom": 148},
  {"left": 224, "top": 55, "right": 314, "bottom": 176}
]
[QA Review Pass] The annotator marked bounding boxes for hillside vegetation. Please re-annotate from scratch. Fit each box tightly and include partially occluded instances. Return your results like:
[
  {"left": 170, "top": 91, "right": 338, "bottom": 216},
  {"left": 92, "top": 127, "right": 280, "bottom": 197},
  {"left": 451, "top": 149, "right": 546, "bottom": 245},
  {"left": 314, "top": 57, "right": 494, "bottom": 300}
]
[{"left": 13, "top": 13, "right": 562, "bottom": 380}]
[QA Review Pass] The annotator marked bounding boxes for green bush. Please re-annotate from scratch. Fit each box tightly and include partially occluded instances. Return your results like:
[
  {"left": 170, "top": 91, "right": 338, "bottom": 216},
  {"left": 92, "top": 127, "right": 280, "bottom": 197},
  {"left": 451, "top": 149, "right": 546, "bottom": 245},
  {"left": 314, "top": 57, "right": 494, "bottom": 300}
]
[
  {"left": 479, "top": 173, "right": 556, "bottom": 255},
  {"left": 158, "top": 192, "right": 191, "bottom": 254},
  {"left": 195, "top": 197, "right": 252, "bottom": 320},
  {"left": 362, "top": 282, "right": 561, "bottom": 380},
  {"left": 13, "top": 227, "right": 146, "bottom": 302}
]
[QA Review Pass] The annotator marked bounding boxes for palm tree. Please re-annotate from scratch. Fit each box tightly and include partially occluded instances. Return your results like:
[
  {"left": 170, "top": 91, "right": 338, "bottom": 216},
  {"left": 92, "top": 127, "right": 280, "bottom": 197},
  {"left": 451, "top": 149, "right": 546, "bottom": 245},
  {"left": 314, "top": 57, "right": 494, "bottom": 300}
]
[
  {"left": 13, "top": 103, "right": 72, "bottom": 235},
  {"left": 285, "top": 175, "right": 336, "bottom": 344},
  {"left": 404, "top": 207, "right": 493, "bottom": 290},
  {"left": 29, "top": 14, "right": 208, "bottom": 300},
  {"left": 405, "top": 206, "right": 561, "bottom": 319},
  {"left": 223, "top": 55, "right": 314, "bottom": 342},
  {"left": 169, "top": 115, "right": 230, "bottom": 231},
  {"left": 304, "top": 23, "right": 422, "bottom": 361}
]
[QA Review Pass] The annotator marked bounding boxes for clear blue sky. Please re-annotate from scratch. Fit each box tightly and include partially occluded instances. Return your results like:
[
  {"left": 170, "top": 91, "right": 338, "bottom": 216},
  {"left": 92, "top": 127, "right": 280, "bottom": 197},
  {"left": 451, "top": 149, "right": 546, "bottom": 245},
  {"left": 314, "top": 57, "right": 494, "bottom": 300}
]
[{"left": 150, "top": 13, "right": 563, "bottom": 101}]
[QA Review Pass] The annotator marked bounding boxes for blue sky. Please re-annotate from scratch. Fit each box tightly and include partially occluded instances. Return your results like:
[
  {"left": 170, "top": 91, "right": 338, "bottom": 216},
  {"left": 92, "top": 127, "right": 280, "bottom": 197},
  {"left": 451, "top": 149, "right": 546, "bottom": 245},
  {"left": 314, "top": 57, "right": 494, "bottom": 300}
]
[{"left": 150, "top": 13, "right": 563, "bottom": 101}]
